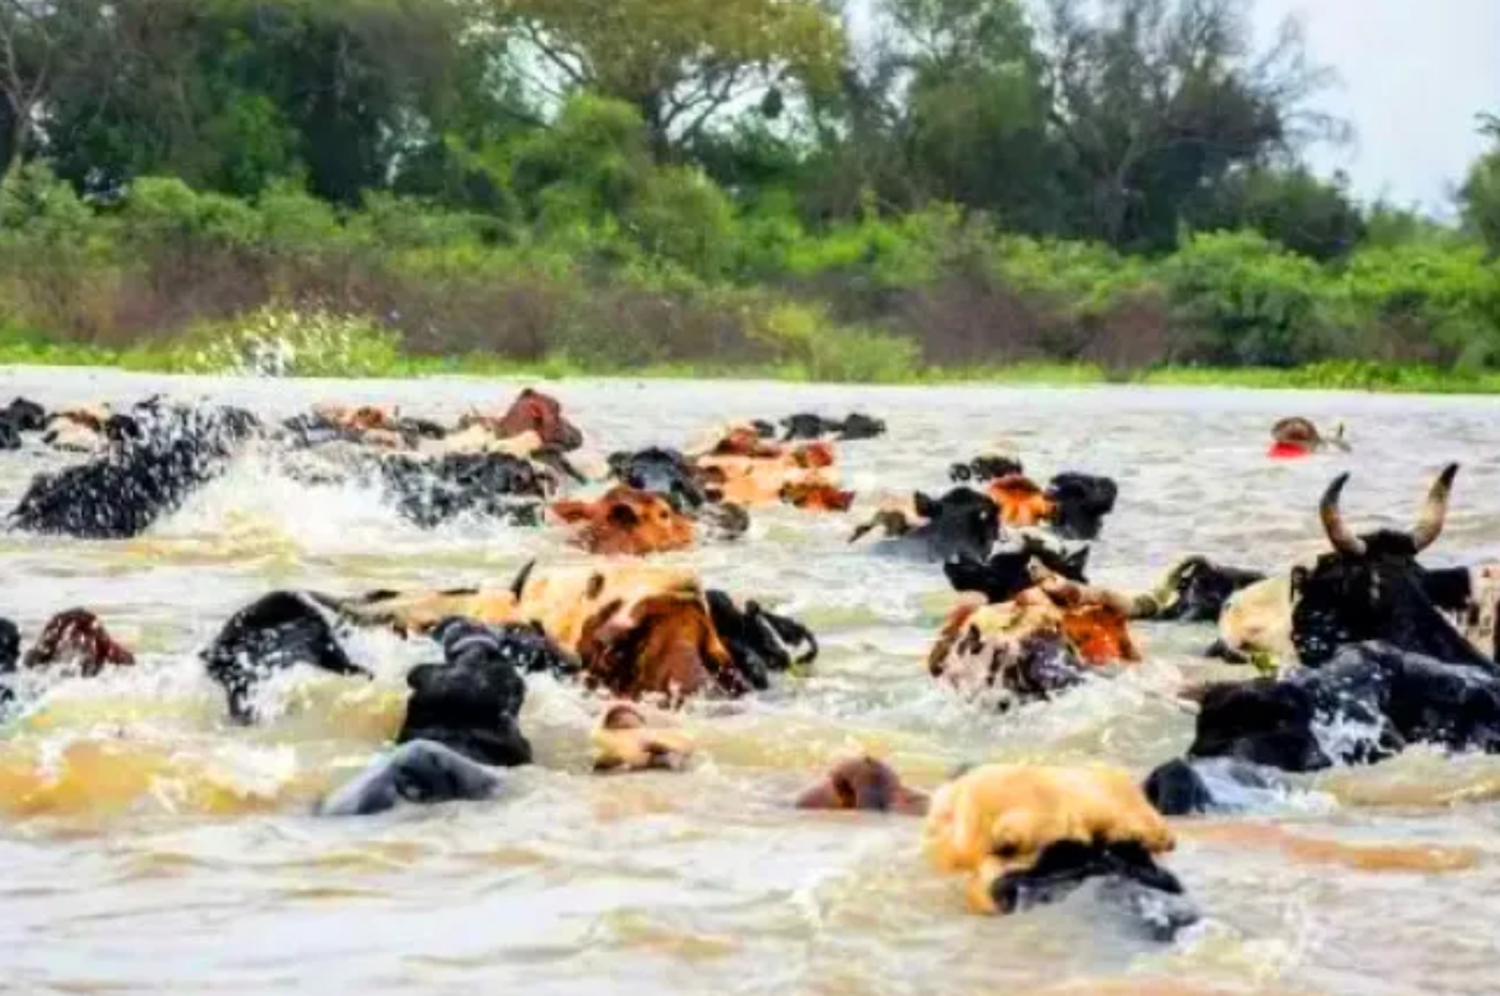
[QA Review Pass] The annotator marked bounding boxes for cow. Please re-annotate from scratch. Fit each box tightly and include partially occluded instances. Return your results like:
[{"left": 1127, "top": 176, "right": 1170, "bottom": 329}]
[
  {"left": 849, "top": 488, "right": 1003, "bottom": 564},
  {"left": 318, "top": 618, "right": 553, "bottom": 816},
  {"left": 603, "top": 447, "right": 752, "bottom": 536},
  {"left": 943, "top": 535, "right": 1091, "bottom": 605},
  {"left": 778, "top": 412, "right": 887, "bottom": 442},
  {"left": 1144, "top": 639, "right": 1500, "bottom": 819},
  {"left": 590, "top": 702, "right": 696, "bottom": 773},
  {"left": 794, "top": 755, "right": 930, "bottom": 815},
  {"left": 693, "top": 438, "right": 841, "bottom": 509},
  {"left": 0, "top": 397, "right": 46, "bottom": 450},
  {"left": 922, "top": 763, "right": 1196, "bottom": 940},
  {"left": 1289, "top": 463, "right": 1495, "bottom": 669},
  {"left": 927, "top": 590, "right": 1087, "bottom": 709},
  {"left": 455, "top": 387, "right": 585, "bottom": 452},
  {"left": 1269, "top": 416, "right": 1349, "bottom": 459},
  {"left": 548, "top": 485, "right": 697, "bottom": 556},
  {"left": 338, "top": 562, "right": 817, "bottom": 707},
  {"left": 1046, "top": 473, "right": 1118, "bottom": 541},
  {"left": 8, "top": 403, "right": 261, "bottom": 540}
]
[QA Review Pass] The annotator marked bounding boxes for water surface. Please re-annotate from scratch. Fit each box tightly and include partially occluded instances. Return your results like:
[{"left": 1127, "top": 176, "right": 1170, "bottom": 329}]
[{"left": 2, "top": 367, "right": 1498, "bottom": 996}]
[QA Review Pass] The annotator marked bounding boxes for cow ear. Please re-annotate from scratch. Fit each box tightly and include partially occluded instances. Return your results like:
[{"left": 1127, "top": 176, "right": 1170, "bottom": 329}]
[
  {"left": 1066, "top": 547, "right": 1090, "bottom": 576},
  {"left": 914, "top": 491, "right": 940, "bottom": 519},
  {"left": 607, "top": 502, "right": 641, "bottom": 528}
]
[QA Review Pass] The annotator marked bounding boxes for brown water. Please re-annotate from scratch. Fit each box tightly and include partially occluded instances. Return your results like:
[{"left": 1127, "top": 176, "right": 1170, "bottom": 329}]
[{"left": 2, "top": 367, "right": 1499, "bottom": 996}]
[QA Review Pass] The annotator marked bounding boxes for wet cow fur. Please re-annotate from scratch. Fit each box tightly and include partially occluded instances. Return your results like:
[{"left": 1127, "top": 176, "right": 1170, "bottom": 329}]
[
  {"left": 8, "top": 404, "right": 260, "bottom": 539},
  {"left": 318, "top": 619, "right": 556, "bottom": 816},
  {"left": 1289, "top": 465, "right": 1496, "bottom": 670},
  {"left": 1168, "top": 641, "right": 1500, "bottom": 781},
  {"left": 201, "top": 591, "right": 372, "bottom": 724}
]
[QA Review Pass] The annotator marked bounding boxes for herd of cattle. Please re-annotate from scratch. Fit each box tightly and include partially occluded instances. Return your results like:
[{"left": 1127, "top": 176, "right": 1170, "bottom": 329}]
[{"left": 0, "top": 388, "right": 1496, "bottom": 940}]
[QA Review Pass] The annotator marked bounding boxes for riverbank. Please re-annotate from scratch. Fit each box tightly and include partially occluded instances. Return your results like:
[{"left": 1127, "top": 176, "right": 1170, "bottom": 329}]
[{"left": 5, "top": 330, "right": 1500, "bottom": 397}]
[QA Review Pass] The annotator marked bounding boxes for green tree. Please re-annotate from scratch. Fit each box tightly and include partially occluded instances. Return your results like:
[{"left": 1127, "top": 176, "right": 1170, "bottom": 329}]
[
  {"left": 1188, "top": 165, "right": 1366, "bottom": 261},
  {"left": 1460, "top": 113, "right": 1500, "bottom": 255},
  {"left": 1038, "top": 0, "right": 1343, "bottom": 251},
  {"left": 481, "top": 0, "right": 844, "bottom": 159}
]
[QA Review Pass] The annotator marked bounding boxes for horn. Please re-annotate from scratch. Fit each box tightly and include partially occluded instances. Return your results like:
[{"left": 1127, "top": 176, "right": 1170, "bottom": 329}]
[
  {"left": 1411, "top": 463, "right": 1459, "bottom": 553},
  {"left": 1319, "top": 473, "right": 1367, "bottom": 556},
  {"left": 510, "top": 559, "right": 537, "bottom": 600}
]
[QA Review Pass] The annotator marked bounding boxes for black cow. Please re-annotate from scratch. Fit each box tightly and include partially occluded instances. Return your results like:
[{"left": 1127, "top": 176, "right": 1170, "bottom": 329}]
[
  {"left": 1046, "top": 473, "right": 1118, "bottom": 541},
  {"left": 201, "top": 591, "right": 372, "bottom": 724},
  {"left": 8, "top": 404, "right": 260, "bottom": 539},
  {"left": 949, "top": 455, "right": 1025, "bottom": 484},
  {"left": 850, "top": 488, "right": 1002, "bottom": 564},
  {"left": 607, "top": 447, "right": 710, "bottom": 510},
  {"left": 704, "top": 591, "right": 819, "bottom": 690},
  {"left": 779, "top": 413, "right": 887, "bottom": 441},
  {"left": 1290, "top": 464, "right": 1494, "bottom": 669},
  {"left": 1144, "top": 640, "right": 1500, "bottom": 815},
  {"left": 0, "top": 397, "right": 46, "bottom": 450},
  {"left": 377, "top": 452, "right": 551, "bottom": 529},
  {"left": 1149, "top": 557, "right": 1267, "bottom": 623},
  {"left": 319, "top": 618, "right": 564, "bottom": 816},
  {"left": 943, "top": 535, "right": 1091, "bottom": 605}
]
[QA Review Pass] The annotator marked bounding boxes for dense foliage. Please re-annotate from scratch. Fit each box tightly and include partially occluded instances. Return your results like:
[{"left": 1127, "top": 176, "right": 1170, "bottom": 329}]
[{"left": 0, "top": 0, "right": 1495, "bottom": 379}]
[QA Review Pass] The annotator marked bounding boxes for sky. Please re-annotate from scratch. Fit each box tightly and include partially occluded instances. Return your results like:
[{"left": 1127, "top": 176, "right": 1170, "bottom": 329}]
[
  {"left": 848, "top": 0, "right": 1500, "bottom": 215},
  {"left": 1255, "top": 0, "right": 1500, "bottom": 214}
]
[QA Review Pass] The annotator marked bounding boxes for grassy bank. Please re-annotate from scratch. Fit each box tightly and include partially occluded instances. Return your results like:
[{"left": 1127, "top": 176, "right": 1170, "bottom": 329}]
[{"left": 7, "top": 320, "right": 1500, "bottom": 396}]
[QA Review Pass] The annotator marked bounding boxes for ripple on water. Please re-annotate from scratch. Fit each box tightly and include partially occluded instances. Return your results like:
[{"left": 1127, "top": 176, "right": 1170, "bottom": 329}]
[{"left": 3, "top": 373, "right": 1500, "bottom": 994}]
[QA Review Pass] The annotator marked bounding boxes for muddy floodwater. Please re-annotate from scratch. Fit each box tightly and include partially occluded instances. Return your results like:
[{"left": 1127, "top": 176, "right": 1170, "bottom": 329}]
[{"left": 3, "top": 367, "right": 1500, "bottom": 996}]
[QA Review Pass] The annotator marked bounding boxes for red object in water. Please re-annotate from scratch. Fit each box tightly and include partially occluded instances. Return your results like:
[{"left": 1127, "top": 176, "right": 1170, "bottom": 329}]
[{"left": 1268, "top": 442, "right": 1312, "bottom": 459}]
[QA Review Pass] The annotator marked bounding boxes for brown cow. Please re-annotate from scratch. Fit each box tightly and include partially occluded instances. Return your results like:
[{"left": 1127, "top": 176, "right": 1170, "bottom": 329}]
[
  {"left": 21, "top": 609, "right": 135, "bottom": 676},
  {"left": 591, "top": 702, "right": 696, "bottom": 772},
  {"left": 575, "top": 591, "right": 748, "bottom": 704},
  {"left": 548, "top": 486, "right": 696, "bottom": 556},
  {"left": 457, "top": 388, "right": 584, "bottom": 452},
  {"left": 923, "top": 763, "right": 1183, "bottom": 917},
  {"left": 795, "top": 755, "right": 930, "bottom": 815}
]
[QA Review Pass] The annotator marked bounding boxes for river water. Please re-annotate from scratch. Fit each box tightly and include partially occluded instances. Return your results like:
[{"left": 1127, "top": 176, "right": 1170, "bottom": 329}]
[{"left": 1, "top": 367, "right": 1499, "bottom": 996}]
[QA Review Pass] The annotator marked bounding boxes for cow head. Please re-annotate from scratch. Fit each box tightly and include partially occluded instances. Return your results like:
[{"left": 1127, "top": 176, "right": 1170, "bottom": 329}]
[
  {"left": 591, "top": 701, "right": 696, "bottom": 772},
  {"left": 395, "top": 618, "right": 537, "bottom": 768},
  {"left": 911, "top": 488, "right": 1004, "bottom": 564},
  {"left": 1290, "top": 464, "right": 1486, "bottom": 668},
  {"left": 704, "top": 590, "right": 818, "bottom": 690},
  {"left": 779, "top": 481, "right": 855, "bottom": 512},
  {"left": 1185, "top": 678, "right": 1333, "bottom": 772},
  {"left": 922, "top": 764, "right": 1193, "bottom": 938},
  {"left": 576, "top": 592, "right": 749, "bottom": 704},
  {"left": 928, "top": 591, "right": 1085, "bottom": 709},
  {"left": 795, "top": 755, "right": 929, "bottom": 815},
  {"left": 607, "top": 447, "right": 709, "bottom": 510},
  {"left": 484, "top": 388, "right": 584, "bottom": 451},
  {"left": 549, "top": 486, "right": 696, "bottom": 556},
  {"left": 943, "top": 536, "right": 1090, "bottom": 605},
  {"left": 1150, "top": 557, "right": 1267, "bottom": 623},
  {"left": 21, "top": 609, "right": 135, "bottom": 677},
  {"left": 1045, "top": 473, "right": 1118, "bottom": 540}
]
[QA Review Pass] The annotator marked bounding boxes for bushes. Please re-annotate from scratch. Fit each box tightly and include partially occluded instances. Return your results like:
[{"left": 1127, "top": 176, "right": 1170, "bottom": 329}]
[
  {"left": 2, "top": 156, "right": 1500, "bottom": 383},
  {"left": 1159, "top": 231, "right": 1334, "bottom": 367}
]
